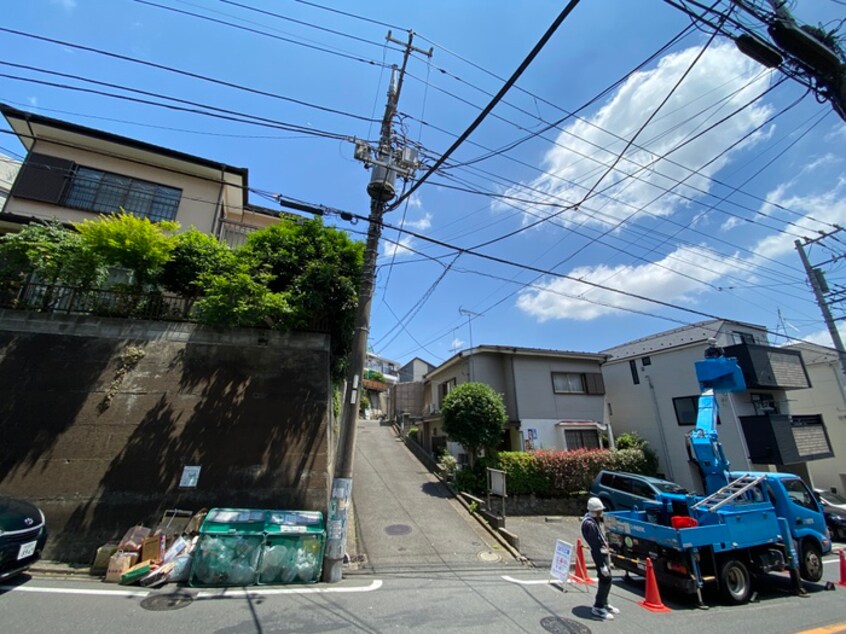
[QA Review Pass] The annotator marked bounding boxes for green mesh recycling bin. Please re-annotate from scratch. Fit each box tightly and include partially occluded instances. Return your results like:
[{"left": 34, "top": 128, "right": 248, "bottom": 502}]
[
  {"left": 258, "top": 510, "right": 325, "bottom": 585},
  {"left": 189, "top": 508, "right": 265, "bottom": 587}
]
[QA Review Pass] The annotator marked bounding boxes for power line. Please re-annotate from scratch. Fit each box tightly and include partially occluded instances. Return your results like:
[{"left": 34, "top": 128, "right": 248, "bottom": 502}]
[
  {"left": 0, "top": 72, "right": 355, "bottom": 142},
  {"left": 387, "top": 0, "right": 585, "bottom": 212},
  {"left": 132, "top": 0, "right": 394, "bottom": 69},
  {"left": 0, "top": 28, "right": 380, "bottom": 124}
]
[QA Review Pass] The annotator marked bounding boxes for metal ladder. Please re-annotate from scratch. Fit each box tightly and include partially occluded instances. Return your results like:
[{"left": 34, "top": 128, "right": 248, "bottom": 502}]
[{"left": 690, "top": 474, "right": 767, "bottom": 512}]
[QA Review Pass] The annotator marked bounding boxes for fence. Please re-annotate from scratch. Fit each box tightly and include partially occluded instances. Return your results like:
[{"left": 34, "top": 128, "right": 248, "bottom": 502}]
[{"left": 0, "top": 282, "right": 194, "bottom": 321}]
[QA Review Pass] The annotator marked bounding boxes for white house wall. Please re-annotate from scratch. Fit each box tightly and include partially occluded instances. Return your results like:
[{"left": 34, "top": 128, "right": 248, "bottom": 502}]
[
  {"left": 787, "top": 347, "right": 846, "bottom": 493},
  {"left": 602, "top": 343, "right": 754, "bottom": 492}
]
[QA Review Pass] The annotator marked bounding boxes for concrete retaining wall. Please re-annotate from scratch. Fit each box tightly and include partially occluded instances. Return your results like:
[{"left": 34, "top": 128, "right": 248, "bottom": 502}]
[{"left": 0, "top": 310, "right": 334, "bottom": 562}]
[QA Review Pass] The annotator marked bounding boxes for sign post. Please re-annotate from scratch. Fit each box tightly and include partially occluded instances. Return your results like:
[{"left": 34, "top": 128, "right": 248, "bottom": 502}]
[{"left": 550, "top": 539, "right": 573, "bottom": 590}]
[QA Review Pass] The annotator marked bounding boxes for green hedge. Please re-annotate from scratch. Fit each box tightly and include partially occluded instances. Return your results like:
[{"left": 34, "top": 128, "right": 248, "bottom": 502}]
[{"left": 458, "top": 448, "right": 655, "bottom": 497}]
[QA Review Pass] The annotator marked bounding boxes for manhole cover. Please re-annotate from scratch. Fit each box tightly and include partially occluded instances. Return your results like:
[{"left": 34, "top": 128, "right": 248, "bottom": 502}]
[
  {"left": 140, "top": 592, "right": 195, "bottom": 611},
  {"left": 477, "top": 551, "right": 502, "bottom": 562},
  {"left": 384, "top": 524, "right": 412, "bottom": 536},
  {"left": 540, "top": 617, "right": 591, "bottom": 634}
]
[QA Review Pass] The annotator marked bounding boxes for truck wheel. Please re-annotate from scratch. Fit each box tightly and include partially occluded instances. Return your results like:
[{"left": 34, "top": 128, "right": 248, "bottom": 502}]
[
  {"left": 799, "top": 541, "right": 823, "bottom": 582},
  {"left": 719, "top": 559, "right": 752, "bottom": 605}
]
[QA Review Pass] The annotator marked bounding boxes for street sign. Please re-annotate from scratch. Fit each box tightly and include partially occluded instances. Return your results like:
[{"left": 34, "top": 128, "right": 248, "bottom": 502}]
[
  {"left": 550, "top": 539, "right": 573, "bottom": 584},
  {"left": 179, "top": 466, "right": 201, "bottom": 488}
]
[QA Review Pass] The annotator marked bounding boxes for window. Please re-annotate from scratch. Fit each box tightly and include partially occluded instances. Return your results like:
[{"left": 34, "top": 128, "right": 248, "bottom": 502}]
[
  {"left": 552, "top": 372, "right": 585, "bottom": 394},
  {"left": 630, "top": 480, "right": 654, "bottom": 499},
  {"left": 63, "top": 166, "right": 182, "bottom": 222},
  {"left": 751, "top": 393, "right": 779, "bottom": 415},
  {"left": 629, "top": 359, "right": 640, "bottom": 385},
  {"left": 564, "top": 429, "right": 600, "bottom": 450},
  {"left": 783, "top": 478, "right": 818, "bottom": 512},
  {"left": 642, "top": 356, "right": 651, "bottom": 367},
  {"left": 673, "top": 396, "right": 721, "bottom": 426},
  {"left": 732, "top": 330, "right": 757, "bottom": 345},
  {"left": 673, "top": 396, "right": 699, "bottom": 426},
  {"left": 438, "top": 378, "right": 456, "bottom": 406},
  {"left": 551, "top": 372, "right": 605, "bottom": 395}
]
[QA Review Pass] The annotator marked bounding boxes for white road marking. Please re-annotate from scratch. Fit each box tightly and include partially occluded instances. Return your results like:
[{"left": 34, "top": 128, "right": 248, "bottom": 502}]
[
  {"left": 0, "top": 585, "right": 150, "bottom": 598},
  {"left": 0, "top": 579, "right": 383, "bottom": 599},
  {"left": 501, "top": 575, "right": 595, "bottom": 586},
  {"left": 195, "top": 579, "right": 383, "bottom": 598}
]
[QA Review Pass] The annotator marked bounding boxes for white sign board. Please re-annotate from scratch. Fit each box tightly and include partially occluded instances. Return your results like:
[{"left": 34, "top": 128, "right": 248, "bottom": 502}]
[
  {"left": 550, "top": 539, "right": 573, "bottom": 583},
  {"left": 179, "top": 466, "right": 201, "bottom": 488},
  {"left": 488, "top": 468, "right": 507, "bottom": 497}
]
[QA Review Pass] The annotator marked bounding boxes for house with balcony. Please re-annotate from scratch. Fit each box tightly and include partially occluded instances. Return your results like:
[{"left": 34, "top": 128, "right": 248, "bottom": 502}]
[
  {"left": 420, "top": 345, "right": 609, "bottom": 464},
  {"left": 601, "top": 319, "right": 833, "bottom": 493},
  {"left": 0, "top": 104, "right": 297, "bottom": 246},
  {"left": 0, "top": 152, "right": 21, "bottom": 215},
  {"left": 361, "top": 352, "right": 401, "bottom": 419},
  {"left": 782, "top": 342, "right": 845, "bottom": 494}
]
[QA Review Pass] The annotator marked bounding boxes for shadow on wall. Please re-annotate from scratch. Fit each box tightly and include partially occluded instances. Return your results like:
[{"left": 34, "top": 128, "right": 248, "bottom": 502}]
[
  {"left": 0, "top": 323, "right": 331, "bottom": 563},
  {"left": 0, "top": 332, "right": 119, "bottom": 482}
]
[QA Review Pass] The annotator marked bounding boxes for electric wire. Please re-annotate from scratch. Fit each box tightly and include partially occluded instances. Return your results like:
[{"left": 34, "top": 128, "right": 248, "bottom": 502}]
[{"left": 0, "top": 28, "right": 381, "bottom": 124}]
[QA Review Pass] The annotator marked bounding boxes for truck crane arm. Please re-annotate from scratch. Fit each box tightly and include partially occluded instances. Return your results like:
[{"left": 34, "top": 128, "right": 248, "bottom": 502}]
[{"left": 687, "top": 346, "right": 746, "bottom": 496}]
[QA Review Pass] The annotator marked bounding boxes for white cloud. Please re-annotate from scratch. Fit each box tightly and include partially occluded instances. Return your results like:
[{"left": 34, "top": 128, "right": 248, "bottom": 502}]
[
  {"left": 516, "top": 245, "right": 739, "bottom": 321},
  {"left": 51, "top": 0, "right": 77, "bottom": 11},
  {"left": 500, "top": 43, "right": 773, "bottom": 232},
  {"left": 27, "top": 97, "right": 38, "bottom": 108},
  {"left": 450, "top": 337, "right": 465, "bottom": 350},
  {"left": 824, "top": 124, "right": 846, "bottom": 144},
  {"left": 750, "top": 180, "right": 846, "bottom": 261},
  {"left": 381, "top": 235, "right": 414, "bottom": 258},
  {"left": 405, "top": 212, "right": 432, "bottom": 231},
  {"left": 408, "top": 194, "right": 423, "bottom": 209}
]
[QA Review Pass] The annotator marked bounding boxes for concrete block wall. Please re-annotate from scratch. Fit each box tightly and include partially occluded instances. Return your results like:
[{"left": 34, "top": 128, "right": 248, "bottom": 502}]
[{"left": 0, "top": 310, "right": 334, "bottom": 562}]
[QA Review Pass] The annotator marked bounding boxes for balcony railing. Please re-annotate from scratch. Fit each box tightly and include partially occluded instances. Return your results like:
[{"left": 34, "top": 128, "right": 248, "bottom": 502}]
[
  {"left": 739, "top": 413, "right": 834, "bottom": 465},
  {"left": 723, "top": 342, "right": 811, "bottom": 390}
]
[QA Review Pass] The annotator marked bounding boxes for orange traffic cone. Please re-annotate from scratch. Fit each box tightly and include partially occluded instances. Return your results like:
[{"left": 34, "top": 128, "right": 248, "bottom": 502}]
[
  {"left": 838, "top": 549, "right": 846, "bottom": 588},
  {"left": 638, "top": 558, "right": 671, "bottom": 612},
  {"left": 569, "top": 539, "right": 595, "bottom": 585}
]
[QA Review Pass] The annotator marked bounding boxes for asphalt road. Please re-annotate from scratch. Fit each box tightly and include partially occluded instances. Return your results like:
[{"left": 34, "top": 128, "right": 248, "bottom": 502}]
[{"left": 2, "top": 560, "right": 845, "bottom": 634}]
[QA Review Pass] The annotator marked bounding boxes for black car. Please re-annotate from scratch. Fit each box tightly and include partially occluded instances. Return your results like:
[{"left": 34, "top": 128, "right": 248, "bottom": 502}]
[
  {"left": 0, "top": 496, "right": 48, "bottom": 581},
  {"left": 815, "top": 489, "right": 846, "bottom": 541}
]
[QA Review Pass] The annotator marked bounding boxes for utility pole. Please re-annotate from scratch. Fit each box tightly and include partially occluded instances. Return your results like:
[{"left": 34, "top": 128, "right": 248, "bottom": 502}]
[
  {"left": 458, "top": 307, "right": 481, "bottom": 382},
  {"left": 795, "top": 229, "right": 846, "bottom": 374},
  {"left": 323, "top": 30, "right": 431, "bottom": 583}
]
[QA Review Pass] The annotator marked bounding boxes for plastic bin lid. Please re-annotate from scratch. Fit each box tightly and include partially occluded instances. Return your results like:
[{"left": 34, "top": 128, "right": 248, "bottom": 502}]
[
  {"left": 265, "top": 511, "right": 325, "bottom": 534},
  {"left": 200, "top": 508, "right": 267, "bottom": 535}
]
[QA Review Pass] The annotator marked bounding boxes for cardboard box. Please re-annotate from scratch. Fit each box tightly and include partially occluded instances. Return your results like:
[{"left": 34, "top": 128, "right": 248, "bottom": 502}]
[
  {"left": 117, "top": 525, "right": 151, "bottom": 553},
  {"left": 90, "top": 544, "right": 119, "bottom": 576},
  {"left": 104, "top": 552, "right": 138, "bottom": 583},
  {"left": 120, "top": 559, "right": 155, "bottom": 585},
  {"left": 141, "top": 534, "right": 166, "bottom": 563}
]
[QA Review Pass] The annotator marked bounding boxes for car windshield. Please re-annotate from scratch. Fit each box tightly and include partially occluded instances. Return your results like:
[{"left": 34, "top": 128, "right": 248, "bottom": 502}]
[
  {"left": 820, "top": 490, "right": 846, "bottom": 505},
  {"left": 653, "top": 481, "right": 687, "bottom": 494}
]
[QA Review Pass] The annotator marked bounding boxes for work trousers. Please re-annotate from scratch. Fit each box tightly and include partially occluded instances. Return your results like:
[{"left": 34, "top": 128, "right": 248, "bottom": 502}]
[{"left": 593, "top": 562, "right": 612, "bottom": 608}]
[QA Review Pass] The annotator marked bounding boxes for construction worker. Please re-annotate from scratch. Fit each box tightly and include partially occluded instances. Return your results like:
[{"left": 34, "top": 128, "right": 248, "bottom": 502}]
[{"left": 581, "top": 496, "right": 619, "bottom": 621}]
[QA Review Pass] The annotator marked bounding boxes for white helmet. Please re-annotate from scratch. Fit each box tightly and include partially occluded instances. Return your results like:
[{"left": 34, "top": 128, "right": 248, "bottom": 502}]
[{"left": 587, "top": 497, "right": 605, "bottom": 513}]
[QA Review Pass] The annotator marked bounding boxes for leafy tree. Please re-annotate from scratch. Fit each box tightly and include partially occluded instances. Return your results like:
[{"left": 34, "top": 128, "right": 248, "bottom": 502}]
[
  {"left": 75, "top": 213, "right": 178, "bottom": 290},
  {"left": 193, "top": 266, "right": 291, "bottom": 329},
  {"left": 0, "top": 221, "right": 105, "bottom": 289},
  {"left": 441, "top": 382, "right": 507, "bottom": 468},
  {"left": 614, "top": 432, "right": 659, "bottom": 475},
  {"left": 160, "top": 228, "right": 234, "bottom": 297},
  {"left": 237, "top": 218, "right": 363, "bottom": 380}
]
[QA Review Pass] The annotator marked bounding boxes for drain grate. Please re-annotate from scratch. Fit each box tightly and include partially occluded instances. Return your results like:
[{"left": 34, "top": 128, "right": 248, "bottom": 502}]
[
  {"left": 540, "top": 617, "right": 591, "bottom": 634},
  {"left": 384, "top": 524, "right": 412, "bottom": 536},
  {"left": 140, "top": 591, "right": 195, "bottom": 611}
]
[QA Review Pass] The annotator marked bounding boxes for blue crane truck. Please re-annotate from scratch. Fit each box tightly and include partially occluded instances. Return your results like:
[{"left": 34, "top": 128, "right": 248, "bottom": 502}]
[{"left": 604, "top": 350, "right": 832, "bottom": 605}]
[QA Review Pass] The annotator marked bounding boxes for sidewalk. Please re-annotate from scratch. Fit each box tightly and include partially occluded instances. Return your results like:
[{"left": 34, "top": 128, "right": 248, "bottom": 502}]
[{"left": 505, "top": 515, "right": 587, "bottom": 569}]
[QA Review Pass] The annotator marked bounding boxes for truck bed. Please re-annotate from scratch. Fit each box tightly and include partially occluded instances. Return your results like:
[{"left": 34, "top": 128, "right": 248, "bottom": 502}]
[{"left": 604, "top": 502, "right": 784, "bottom": 553}]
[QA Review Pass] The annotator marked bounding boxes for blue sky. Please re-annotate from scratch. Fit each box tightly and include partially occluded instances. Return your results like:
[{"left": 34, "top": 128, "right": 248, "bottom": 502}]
[{"left": 2, "top": 0, "right": 845, "bottom": 366}]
